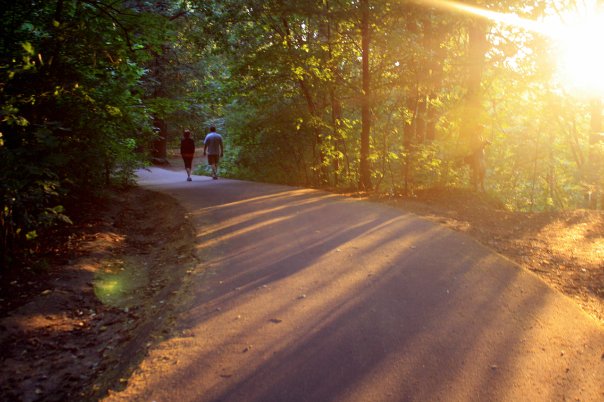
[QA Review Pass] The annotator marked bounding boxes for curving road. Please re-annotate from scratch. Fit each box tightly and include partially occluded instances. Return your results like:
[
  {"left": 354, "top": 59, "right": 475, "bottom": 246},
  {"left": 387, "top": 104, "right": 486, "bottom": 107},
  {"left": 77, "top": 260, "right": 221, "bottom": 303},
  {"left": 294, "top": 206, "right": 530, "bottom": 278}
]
[{"left": 106, "top": 168, "right": 603, "bottom": 402}]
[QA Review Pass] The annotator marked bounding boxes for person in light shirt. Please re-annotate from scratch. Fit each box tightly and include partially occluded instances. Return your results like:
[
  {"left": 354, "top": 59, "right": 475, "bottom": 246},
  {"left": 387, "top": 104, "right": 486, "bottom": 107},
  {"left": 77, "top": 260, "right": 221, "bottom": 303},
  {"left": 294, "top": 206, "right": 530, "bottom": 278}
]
[{"left": 203, "top": 126, "right": 224, "bottom": 180}]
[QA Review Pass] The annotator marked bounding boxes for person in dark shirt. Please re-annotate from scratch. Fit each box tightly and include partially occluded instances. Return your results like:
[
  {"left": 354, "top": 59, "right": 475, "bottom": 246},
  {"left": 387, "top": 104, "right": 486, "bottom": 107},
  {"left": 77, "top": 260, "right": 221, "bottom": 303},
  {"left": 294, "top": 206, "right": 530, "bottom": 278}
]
[{"left": 180, "top": 129, "right": 195, "bottom": 181}]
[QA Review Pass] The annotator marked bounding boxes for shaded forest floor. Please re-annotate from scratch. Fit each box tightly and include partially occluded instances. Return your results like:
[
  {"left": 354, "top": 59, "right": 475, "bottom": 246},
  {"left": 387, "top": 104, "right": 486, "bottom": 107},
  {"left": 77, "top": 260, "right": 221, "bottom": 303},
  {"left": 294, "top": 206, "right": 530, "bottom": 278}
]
[
  {"left": 0, "top": 171, "right": 602, "bottom": 400},
  {"left": 0, "top": 187, "right": 199, "bottom": 401}
]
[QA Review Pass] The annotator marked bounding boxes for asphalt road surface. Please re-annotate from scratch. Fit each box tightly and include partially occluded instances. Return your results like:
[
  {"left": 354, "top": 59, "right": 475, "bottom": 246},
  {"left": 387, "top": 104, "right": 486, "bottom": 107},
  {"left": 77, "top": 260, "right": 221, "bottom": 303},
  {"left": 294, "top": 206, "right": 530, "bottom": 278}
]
[{"left": 105, "top": 168, "right": 603, "bottom": 402}]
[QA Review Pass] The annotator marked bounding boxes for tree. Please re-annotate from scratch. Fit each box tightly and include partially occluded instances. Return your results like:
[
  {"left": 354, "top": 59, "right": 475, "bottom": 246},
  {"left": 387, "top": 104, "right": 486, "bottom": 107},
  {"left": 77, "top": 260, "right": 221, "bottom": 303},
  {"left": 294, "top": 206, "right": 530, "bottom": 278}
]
[
  {"left": 359, "top": 0, "right": 372, "bottom": 191},
  {"left": 459, "top": 16, "right": 490, "bottom": 190},
  {"left": 0, "top": 0, "right": 165, "bottom": 267}
]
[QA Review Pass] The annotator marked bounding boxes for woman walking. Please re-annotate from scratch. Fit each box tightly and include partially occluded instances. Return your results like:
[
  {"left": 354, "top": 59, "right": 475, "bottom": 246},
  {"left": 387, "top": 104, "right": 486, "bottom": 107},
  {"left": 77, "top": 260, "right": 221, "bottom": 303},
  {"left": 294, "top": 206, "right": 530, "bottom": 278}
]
[{"left": 180, "top": 129, "right": 195, "bottom": 181}]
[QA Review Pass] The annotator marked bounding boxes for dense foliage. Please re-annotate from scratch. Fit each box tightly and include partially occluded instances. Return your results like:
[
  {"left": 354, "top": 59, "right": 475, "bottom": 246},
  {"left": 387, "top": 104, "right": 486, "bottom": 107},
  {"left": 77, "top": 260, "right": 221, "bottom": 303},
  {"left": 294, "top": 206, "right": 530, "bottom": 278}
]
[
  {"left": 203, "top": 0, "right": 603, "bottom": 210},
  {"left": 2, "top": 0, "right": 603, "bottom": 269},
  {"left": 0, "top": 0, "right": 194, "bottom": 267}
]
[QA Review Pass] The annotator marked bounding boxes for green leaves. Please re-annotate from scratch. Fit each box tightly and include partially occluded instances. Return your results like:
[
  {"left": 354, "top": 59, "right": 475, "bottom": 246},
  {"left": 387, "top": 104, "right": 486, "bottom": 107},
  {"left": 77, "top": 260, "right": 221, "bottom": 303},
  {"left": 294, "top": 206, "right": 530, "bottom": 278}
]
[
  {"left": 0, "top": 0, "right": 167, "bottom": 268},
  {"left": 21, "top": 42, "right": 34, "bottom": 55}
]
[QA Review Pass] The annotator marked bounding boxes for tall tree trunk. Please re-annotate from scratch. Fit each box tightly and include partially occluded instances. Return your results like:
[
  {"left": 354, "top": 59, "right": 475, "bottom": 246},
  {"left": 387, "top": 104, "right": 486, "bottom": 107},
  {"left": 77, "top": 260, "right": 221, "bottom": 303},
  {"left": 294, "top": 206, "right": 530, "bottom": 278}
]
[
  {"left": 426, "top": 94, "right": 437, "bottom": 142},
  {"left": 150, "top": 44, "right": 169, "bottom": 160},
  {"left": 587, "top": 98, "right": 602, "bottom": 208},
  {"left": 326, "top": 0, "right": 343, "bottom": 186},
  {"left": 359, "top": 0, "right": 372, "bottom": 191},
  {"left": 298, "top": 77, "right": 326, "bottom": 186},
  {"left": 403, "top": 94, "right": 417, "bottom": 196},
  {"left": 416, "top": 96, "right": 427, "bottom": 143},
  {"left": 460, "top": 18, "right": 489, "bottom": 189},
  {"left": 424, "top": 13, "right": 442, "bottom": 143},
  {"left": 330, "top": 87, "right": 342, "bottom": 186}
]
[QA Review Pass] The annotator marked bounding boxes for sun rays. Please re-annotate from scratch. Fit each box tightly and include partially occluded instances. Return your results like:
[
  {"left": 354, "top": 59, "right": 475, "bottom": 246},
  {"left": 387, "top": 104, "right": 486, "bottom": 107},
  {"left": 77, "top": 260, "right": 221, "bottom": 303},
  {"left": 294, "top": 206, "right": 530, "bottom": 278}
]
[{"left": 417, "top": 0, "right": 604, "bottom": 96}]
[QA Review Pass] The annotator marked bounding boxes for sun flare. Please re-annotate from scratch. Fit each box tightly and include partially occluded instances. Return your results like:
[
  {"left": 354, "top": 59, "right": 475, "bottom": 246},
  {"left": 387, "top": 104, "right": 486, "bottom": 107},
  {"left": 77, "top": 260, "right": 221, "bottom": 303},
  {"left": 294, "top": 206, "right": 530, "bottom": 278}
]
[
  {"left": 549, "top": 14, "right": 604, "bottom": 96},
  {"left": 419, "top": 0, "right": 604, "bottom": 97}
]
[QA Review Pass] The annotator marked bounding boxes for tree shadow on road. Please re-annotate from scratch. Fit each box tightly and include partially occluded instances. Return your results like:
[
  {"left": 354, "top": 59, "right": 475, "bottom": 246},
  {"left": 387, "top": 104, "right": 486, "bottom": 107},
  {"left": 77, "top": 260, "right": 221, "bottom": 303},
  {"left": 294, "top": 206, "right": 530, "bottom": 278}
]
[{"left": 108, "top": 181, "right": 604, "bottom": 402}]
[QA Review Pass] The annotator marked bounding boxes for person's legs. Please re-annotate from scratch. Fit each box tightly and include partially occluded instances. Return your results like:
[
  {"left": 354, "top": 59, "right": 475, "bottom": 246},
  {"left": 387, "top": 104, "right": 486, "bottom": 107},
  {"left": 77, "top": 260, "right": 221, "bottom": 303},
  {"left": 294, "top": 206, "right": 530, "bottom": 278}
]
[
  {"left": 208, "top": 155, "right": 219, "bottom": 179},
  {"left": 183, "top": 157, "right": 193, "bottom": 180}
]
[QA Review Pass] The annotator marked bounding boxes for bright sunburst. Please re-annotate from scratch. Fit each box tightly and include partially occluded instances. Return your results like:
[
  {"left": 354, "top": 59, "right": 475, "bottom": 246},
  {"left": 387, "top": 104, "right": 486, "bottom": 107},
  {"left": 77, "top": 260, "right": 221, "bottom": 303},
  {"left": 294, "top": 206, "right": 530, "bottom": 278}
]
[
  {"left": 549, "top": 10, "right": 604, "bottom": 96},
  {"left": 419, "top": 0, "right": 604, "bottom": 97}
]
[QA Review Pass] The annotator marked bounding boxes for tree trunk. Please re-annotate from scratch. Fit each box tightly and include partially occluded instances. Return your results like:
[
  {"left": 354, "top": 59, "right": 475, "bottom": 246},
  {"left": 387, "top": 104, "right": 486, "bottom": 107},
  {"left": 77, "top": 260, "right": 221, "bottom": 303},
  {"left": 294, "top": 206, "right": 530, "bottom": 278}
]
[
  {"left": 326, "top": 0, "right": 343, "bottom": 186},
  {"left": 330, "top": 87, "right": 342, "bottom": 186},
  {"left": 587, "top": 98, "right": 602, "bottom": 208},
  {"left": 403, "top": 94, "right": 417, "bottom": 196},
  {"left": 416, "top": 96, "right": 426, "bottom": 143},
  {"left": 359, "top": 0, "right": 372, "bottom": 191},
  {"left": 150, "top": 43, "right": 170, "bottom": 160},
  {"left": 426, "top": 95, "right": 437, "bottom": 142},
  {"left": 424, "top": 14, "right": 442, "bottom": 143},
  {"left": 297, "top": 78, "right": 327, "bottom": 185},
  {"left": 460, "top": 18, "right": 489, "bottom": 189}
]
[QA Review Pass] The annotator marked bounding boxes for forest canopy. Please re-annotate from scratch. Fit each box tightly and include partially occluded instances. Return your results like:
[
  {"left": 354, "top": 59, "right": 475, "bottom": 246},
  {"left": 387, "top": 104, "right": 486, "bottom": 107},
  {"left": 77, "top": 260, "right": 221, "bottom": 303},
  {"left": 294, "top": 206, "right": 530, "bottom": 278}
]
[{"left": 2, "top": 0, "right": 604, "bottom": 267}]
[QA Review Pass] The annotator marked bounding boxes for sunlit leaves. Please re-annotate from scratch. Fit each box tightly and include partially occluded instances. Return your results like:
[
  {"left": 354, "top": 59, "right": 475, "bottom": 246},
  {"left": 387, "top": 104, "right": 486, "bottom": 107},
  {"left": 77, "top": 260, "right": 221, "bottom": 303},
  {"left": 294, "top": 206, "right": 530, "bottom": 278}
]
[
  {"left": 21, "top": 42, "right": 34, "bottom": 55},
  {"left": 105, "top": 105, "right": 122, "bottom": 117},
  {"left": 196, "top": 0, "right": 598, "bottom": 208}
]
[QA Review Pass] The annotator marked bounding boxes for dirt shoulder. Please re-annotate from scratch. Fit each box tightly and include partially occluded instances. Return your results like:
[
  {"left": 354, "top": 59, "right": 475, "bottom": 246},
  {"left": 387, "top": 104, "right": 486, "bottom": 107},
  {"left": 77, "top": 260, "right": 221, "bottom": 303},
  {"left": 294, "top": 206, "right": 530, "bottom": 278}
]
[
  {"left": 0, "top": 177, "right": 601, "bottom": 401},
  {"left": 0, "top": 187, "right": 199, "bottom": 401}
]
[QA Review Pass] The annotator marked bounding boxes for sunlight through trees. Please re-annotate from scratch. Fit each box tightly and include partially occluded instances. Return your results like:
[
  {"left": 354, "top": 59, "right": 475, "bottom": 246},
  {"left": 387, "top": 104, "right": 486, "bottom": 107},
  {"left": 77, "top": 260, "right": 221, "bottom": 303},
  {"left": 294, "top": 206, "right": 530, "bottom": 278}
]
[{"left": 2, "top": 0, "right": 604, "bottom": 267}]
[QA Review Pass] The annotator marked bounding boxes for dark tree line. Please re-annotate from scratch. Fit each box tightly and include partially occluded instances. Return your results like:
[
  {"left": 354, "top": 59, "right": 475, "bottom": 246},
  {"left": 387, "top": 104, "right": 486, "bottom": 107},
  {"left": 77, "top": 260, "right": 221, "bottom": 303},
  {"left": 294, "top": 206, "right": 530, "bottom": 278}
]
[{"left": 0, "top": 0, "right": 198, "bottom": 267}]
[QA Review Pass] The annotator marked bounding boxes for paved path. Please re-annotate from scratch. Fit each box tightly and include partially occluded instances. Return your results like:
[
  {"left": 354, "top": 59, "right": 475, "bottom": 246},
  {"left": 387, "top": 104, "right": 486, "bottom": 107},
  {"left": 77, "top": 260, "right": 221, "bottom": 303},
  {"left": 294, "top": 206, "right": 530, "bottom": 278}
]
[{"left": 106, "top": 168, "right": 603, "bottom": 401}]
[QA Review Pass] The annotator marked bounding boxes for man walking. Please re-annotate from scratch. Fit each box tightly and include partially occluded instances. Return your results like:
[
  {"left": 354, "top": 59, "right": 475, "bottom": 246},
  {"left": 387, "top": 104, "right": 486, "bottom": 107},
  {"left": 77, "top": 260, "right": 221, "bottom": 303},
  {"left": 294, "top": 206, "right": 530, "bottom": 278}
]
[{"left": 203, "top": 126, "right": 224, "bottom": 180}]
